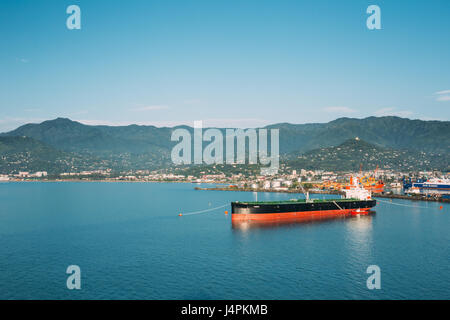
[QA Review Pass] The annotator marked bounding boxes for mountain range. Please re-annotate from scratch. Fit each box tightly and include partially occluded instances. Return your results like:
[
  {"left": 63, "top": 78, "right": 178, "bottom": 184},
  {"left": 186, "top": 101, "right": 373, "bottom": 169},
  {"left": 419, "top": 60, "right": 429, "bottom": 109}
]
[{"left": 0, "top": 116, "right": 448, "bottom": 174}]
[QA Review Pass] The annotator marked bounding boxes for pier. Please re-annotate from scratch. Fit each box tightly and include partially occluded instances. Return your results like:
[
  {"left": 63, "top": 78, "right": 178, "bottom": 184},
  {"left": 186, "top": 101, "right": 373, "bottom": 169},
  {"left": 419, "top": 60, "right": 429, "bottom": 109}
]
[{"left": 373, "top": 193, "right": 450, "bottom": 203}]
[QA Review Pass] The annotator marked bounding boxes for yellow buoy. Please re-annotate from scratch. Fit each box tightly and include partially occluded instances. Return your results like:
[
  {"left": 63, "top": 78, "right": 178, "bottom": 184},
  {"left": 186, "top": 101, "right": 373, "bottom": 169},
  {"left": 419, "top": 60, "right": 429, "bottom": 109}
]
[{"left": 225, "top": 211, "right": 228, "bottom": 215}]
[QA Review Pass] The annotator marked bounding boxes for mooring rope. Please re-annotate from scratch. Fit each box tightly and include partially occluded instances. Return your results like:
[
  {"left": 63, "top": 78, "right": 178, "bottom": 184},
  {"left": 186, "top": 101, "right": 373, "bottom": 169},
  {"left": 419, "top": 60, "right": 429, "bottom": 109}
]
[
  {"left": 333, "top": 201, "right": 344, "bottom": 210},
  {"left": 180, "top": 203, "right": 230, "bottom": 216},
  {"left": 376, "top": 198, "right": 438, "bottom": 209}
]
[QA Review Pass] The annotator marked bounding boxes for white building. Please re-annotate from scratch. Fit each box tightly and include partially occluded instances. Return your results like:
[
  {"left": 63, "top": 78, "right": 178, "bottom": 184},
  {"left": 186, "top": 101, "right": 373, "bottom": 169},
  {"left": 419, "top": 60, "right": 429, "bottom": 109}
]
[
  {"left": 32, "top": 171, "right": 48, "bottom": 178},
  {"left": 271, "top": 181, "right": 281, "bottom": 188},
  {"left": 283, "top": 180, "right": 293, "bottom": 187}
]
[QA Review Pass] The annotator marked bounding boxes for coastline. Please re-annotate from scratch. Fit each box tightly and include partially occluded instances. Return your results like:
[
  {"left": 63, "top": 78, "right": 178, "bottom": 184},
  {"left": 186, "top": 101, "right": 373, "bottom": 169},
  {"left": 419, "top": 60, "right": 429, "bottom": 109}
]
[
  {"left": 0, "top": 179, "right": 197, "bottom": 183},
  {"left": 2, "top": 180, "right": 449, "bottom": 203}
]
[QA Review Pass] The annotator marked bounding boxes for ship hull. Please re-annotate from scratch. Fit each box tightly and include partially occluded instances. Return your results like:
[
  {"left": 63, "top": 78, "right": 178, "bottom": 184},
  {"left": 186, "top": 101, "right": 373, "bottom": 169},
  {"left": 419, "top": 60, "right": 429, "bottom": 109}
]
[{"left": 232, "top": 199, "right": 376, "bottom": 221}]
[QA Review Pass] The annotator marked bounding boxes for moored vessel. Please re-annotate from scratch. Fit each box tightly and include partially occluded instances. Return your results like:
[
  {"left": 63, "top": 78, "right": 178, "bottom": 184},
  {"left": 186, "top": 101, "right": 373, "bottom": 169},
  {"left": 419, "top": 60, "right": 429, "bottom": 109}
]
[
  {"left": 232, "top": 177, "right": 376, "bottom": 222},
  {"left": 404, "top": 177, "right": 450, "bottom": 194}
]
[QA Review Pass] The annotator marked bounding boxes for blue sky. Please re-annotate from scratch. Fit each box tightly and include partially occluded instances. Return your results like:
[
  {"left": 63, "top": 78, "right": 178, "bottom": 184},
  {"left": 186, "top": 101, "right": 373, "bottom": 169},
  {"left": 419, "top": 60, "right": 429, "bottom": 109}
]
[{"left": 1, "top": 0, "right": 449, "bottom": 132}]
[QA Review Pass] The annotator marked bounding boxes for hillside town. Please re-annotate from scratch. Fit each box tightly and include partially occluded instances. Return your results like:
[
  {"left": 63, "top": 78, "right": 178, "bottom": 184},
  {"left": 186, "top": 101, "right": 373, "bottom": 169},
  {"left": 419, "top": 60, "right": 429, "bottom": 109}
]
[{"left": 1, "top": 167, "right": 448, "bottom": 197}]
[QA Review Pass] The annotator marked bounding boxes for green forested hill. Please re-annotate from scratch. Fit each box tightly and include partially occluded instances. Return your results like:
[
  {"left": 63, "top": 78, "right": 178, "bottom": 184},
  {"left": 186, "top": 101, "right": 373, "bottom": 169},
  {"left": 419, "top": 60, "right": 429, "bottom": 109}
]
[
  {"left": 2, "top": 118, "right": 173, "bottom": 155},
  {"left": 0, "top": 136, "right": 170, "bottom": 174},
  {"left": 0, "top": 136, "right": 59, "bottom": 155},
  {"left": 286, "top": 138, "right": 449, "bottom": 172},
  {"left": 267, "top": 116, "right": 450, "bottom": 154},
  {"left": 0, "top": 136, "right": 78, "bottom": 173}
]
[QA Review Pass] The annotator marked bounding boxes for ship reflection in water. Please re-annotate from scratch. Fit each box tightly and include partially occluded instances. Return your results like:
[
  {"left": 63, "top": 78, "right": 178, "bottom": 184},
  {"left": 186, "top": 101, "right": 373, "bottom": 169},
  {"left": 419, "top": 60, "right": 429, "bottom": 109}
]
[{"left": 231, "top": 211, "right": 376, "bottom": 231}]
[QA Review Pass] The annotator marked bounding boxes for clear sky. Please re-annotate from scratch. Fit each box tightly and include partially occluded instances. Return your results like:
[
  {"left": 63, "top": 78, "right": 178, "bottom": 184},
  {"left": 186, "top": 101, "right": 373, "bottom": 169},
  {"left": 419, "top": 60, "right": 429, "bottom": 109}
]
[{"left": 1, "top": 0, "right": 449, "bottom": 132}]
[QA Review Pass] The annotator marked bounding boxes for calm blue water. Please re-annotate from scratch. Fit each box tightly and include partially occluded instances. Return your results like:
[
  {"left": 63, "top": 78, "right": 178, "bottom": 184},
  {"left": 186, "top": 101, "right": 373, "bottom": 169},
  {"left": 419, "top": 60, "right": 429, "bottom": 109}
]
[{"left": 0, "top": 182, "right": 449, "bottom": 300}]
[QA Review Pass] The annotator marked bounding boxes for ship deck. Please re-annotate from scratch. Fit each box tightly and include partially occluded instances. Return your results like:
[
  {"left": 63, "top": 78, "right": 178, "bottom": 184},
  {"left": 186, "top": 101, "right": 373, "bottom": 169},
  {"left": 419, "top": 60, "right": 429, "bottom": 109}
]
[{"left": 234, "top": 198, "right": 360, "bottom": 205}]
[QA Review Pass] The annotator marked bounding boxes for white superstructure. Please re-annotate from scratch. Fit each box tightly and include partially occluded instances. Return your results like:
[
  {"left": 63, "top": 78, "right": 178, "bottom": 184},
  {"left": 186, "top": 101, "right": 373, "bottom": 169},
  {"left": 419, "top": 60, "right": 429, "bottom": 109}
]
[{"left": 343, "top": 177, "right": 372, "bottom": 200}]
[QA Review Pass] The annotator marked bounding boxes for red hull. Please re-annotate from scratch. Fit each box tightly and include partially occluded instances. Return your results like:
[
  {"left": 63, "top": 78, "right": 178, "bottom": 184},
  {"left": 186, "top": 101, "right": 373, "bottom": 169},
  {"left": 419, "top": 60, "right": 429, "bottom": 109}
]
[{"left": 232, "top": 208, "right": 370, "bottom": 222}]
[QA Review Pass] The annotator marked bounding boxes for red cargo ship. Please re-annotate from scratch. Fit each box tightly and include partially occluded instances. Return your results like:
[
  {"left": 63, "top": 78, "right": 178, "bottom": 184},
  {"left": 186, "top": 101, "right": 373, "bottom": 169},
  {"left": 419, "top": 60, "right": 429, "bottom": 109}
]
[{"left": 232, "top": 177, "right": 376, "bottom": 222}]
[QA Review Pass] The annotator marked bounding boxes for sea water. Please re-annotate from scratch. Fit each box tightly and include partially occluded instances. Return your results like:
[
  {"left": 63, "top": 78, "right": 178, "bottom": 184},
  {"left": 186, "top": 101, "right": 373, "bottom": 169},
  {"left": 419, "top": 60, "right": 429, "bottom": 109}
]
[{"left": 0, "top": 182, "right": 448, "bottom": 299}]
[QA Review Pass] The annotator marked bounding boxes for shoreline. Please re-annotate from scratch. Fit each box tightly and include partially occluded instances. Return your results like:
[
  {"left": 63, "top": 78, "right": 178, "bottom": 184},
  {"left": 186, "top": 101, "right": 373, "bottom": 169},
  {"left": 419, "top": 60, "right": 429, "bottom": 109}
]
[
  {"left": 0, "top": 179, "right": 197, "bottom": 183},
  {"left": 2, "top": 181, "right": 449, "bottom": 203}
]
